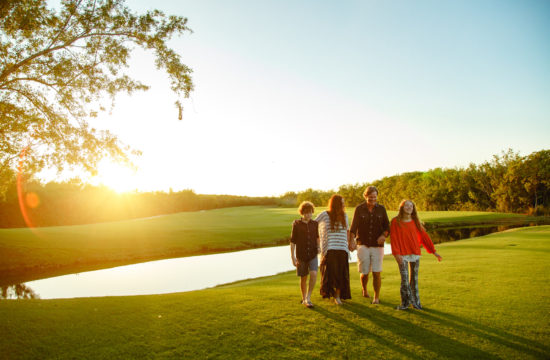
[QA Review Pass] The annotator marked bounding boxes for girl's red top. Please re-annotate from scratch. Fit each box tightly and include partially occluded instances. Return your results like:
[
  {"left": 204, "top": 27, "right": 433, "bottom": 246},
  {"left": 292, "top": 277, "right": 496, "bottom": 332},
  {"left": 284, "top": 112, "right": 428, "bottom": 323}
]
[{"left": 390, "top": 218, "right": 436, "bottom": 256}]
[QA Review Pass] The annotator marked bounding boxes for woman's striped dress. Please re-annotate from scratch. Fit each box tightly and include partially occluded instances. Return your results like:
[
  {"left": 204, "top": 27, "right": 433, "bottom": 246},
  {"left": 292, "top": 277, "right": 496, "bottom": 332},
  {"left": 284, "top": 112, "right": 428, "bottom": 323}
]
[
  {"left": 315, "top": 211, "right": 351, "bottom": 300},
  {"left": 316, "top": 211, "right": 349, "bottom": 257}
]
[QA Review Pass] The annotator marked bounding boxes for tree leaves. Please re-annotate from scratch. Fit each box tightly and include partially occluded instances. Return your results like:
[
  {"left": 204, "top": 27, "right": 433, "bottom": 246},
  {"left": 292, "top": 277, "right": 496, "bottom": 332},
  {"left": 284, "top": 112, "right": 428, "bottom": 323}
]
[
  {"left": 0, "top": 0, "right": 194, "bottom": 192},
  {"left": 290, "top": 149, "right": 550, "bottom": 212}
]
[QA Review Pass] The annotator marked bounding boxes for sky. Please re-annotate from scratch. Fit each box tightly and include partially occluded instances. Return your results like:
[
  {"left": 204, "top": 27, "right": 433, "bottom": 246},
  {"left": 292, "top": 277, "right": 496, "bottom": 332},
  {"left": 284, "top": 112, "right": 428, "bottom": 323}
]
[{"left": 53, "top": 0, "right": 550, "bottom": 196}]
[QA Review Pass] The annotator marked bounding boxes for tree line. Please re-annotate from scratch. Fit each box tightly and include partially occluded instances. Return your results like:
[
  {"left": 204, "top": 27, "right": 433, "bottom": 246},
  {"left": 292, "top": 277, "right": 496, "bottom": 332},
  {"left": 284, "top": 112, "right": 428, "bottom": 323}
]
[
  {"left": 0, "top": 149, "right": 548, "bottom": 228},
  {"left": 288, "top": 149, "right": 550, "bottom": 215},
  {"left": 0, "top": 179, "right": 277, "bottom": 228}
]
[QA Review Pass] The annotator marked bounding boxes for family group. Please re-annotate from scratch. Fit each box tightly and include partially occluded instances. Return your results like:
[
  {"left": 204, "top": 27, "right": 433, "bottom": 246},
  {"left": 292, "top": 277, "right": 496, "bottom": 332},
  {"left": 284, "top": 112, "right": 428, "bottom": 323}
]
[{"left": 290, "top": 186, "right": 442, "bottom": 309}]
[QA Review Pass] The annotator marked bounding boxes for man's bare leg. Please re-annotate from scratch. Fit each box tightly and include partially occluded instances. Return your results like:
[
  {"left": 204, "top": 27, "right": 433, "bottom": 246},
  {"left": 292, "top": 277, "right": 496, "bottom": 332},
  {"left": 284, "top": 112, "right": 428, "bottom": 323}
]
[
  {"left": 372, "top": 272, "right": 381, "bottom": 304},
  {"left": 360, "top": 273, "right": 370, "bottom": 297}
]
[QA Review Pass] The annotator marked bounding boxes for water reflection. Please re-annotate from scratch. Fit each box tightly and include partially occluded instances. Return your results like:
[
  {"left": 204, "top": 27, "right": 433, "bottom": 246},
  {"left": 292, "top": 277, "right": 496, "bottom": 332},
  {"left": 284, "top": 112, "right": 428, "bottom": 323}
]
[
  {"left": 4, "top": 244, "right": 388, "bottom": 300},
  {"left": 1, "top": 284, "right": 39, "bottom": 299},
  {"left": 3, "top": 223, "right": 542, "bottom": 300},
  {"left": 428, "top": 224, "right": 535, "bottom": 244}
]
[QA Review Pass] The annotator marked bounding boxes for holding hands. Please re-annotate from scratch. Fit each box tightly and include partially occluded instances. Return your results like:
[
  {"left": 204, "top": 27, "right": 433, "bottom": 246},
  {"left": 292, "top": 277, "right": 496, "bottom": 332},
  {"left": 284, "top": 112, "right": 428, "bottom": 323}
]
[{"left": 348, "top": 233, "right": 357, "bottom": 252}]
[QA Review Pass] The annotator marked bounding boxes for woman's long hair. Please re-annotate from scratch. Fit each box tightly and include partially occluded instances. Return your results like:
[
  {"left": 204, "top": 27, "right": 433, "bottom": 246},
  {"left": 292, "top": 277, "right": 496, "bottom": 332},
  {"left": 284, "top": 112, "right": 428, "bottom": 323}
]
[
  {"left": 327, "top": 194, "right": 346, "bottom": 231},
  {"left": 397, "top": 199, "right": 425, "bottom": 232}
]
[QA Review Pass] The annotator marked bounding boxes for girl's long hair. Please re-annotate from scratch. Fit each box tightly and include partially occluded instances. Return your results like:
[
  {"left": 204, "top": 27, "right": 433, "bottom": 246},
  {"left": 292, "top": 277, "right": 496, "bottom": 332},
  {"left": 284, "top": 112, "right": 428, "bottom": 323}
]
[
  {"left": 327, "top": 194, "right": 346, "bottom": 231},
  {"left": 397, "top": 199, "right": 425, "bottom": 232}
]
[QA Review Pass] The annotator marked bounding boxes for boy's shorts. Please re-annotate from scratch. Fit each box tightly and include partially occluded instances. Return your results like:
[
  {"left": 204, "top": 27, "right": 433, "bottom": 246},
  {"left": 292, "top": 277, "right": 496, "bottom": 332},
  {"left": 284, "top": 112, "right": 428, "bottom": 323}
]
[
  {"left": 297, "top": 256, "right": 318, "bottom": 277},
  {"left": 357, "top": 245, "right": 384, "bottom": 273}
]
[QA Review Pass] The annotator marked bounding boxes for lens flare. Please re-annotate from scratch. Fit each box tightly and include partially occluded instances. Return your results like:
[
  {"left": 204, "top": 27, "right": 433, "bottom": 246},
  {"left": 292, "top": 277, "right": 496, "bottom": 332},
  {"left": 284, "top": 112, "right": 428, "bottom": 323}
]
[
  {"left": 17, "top": 147, "right": 38, "bottom": 231},
  {"left": 25, "top": 192, "right": 40, "bottom": 208}
]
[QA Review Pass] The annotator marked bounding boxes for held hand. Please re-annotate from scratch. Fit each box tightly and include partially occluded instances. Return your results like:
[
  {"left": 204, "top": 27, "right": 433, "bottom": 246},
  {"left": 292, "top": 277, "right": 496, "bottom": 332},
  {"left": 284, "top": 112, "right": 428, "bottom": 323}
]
[
  {"left": 376, "top": 235, "right": 386, "bottom": 246},
  {"left": 292, "top": 257, "right": 297, "bottom": 267},
  {"left": 434, "top": 252, "right": 442, "bottom": 262},
  {"left": 348, "top": 232, "right": 356, "bottom": 252}
]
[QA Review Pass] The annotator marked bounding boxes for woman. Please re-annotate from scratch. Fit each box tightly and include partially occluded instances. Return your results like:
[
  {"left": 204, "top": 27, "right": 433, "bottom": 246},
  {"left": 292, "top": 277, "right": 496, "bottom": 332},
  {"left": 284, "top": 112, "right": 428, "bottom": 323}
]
[
  {"left": 390, "top": 200, "right": 442, "bottom": 310},
  {"left": 315, "top": 194, "right": 355, "bottom": 305}
]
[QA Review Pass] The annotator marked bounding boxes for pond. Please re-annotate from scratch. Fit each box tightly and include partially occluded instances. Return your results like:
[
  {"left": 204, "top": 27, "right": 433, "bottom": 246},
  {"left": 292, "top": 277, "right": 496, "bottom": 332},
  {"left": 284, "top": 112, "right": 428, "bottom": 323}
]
[
  {"left": 1, "top": 244, "right": 390, "bottom": 300},
  {"left": 1, "top": 223, "right": 542, "bottom": 299}
]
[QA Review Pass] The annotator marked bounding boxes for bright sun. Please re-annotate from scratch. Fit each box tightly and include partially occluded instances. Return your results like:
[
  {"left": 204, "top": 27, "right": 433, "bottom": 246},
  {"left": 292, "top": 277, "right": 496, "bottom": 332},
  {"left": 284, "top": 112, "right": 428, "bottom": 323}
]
[{"left": 92, "top": 159, "right": 139, "bottom": 193}]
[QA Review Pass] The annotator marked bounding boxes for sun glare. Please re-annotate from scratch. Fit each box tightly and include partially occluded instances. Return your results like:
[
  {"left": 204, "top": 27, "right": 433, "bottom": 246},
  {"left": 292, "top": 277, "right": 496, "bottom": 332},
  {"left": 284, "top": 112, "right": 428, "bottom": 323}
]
[{"left": 92, "top": 160, "right": 139, "bottom": 193}]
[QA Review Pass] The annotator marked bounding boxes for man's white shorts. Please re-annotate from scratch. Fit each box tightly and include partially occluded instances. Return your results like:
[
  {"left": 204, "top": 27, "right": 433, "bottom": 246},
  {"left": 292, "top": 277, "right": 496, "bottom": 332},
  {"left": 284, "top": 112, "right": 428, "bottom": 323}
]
[{"left": 357, "top": 245, "right": 385, "bottom": 273}]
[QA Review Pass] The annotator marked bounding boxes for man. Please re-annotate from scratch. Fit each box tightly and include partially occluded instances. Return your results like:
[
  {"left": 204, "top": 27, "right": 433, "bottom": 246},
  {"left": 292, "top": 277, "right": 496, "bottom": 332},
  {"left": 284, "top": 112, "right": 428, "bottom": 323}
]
[{"left": 350, "top": 186, "right": 390, "bottom": 304}]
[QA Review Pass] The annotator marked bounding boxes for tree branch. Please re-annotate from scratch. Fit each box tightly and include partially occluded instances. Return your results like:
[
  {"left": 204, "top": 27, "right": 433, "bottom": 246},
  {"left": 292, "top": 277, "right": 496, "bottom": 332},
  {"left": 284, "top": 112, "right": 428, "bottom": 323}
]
[
  {"left": 0, "top": 30, "right": 134, "bottom": 84},
  {"left": 45, "top": 0, "right": 81, "bottom": 50},
  {"left": 1, "top": 77, "right": 57, "bottom": 89}
]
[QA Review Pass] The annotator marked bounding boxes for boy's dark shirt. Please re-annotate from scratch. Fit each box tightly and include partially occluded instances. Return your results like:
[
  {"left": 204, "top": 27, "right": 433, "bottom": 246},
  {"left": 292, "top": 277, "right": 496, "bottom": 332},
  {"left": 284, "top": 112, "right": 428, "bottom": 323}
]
[
  {"left": 290, "top": 219, "right": 319, "bottom": 262},
  {"left": 350, "top": 202, "right": 390, "bottom": 247}
]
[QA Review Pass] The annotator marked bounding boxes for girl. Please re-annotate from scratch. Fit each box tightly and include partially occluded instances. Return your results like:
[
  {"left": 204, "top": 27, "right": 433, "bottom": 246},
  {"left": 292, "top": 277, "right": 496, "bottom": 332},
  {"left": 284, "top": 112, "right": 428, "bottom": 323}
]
[
  {"left": 316, "top": 195, "right": 355, "bottom": 305},
  {"left": 390, "top": 200, "right": 442, "bottom": 310}
]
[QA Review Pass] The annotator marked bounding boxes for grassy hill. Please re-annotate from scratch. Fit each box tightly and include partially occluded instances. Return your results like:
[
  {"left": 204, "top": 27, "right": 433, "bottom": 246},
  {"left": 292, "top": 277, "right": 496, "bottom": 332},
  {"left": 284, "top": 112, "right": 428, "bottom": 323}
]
[
  {"left": 0, "top": 226, "right": 548, "bottom": 359},
  {"left": 0, "top": 206, "right": 543, "bottom": 285}
]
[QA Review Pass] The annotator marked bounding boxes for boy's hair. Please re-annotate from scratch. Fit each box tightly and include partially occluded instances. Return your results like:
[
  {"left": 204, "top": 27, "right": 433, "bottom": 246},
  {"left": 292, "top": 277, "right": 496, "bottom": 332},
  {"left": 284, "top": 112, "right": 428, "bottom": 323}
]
[
  {"left": 364, "top": 186, "right": 378, "bottom": 197},
  {"left": 298, "top": 201, "right": 315, "bottom": 215}
]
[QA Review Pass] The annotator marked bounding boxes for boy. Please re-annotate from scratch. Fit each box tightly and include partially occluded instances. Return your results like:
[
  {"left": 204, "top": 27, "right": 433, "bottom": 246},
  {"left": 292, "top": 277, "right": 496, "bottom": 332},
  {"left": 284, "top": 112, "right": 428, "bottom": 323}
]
[{"left": 290, "top": 201, "right": 320, "bottom": 308}]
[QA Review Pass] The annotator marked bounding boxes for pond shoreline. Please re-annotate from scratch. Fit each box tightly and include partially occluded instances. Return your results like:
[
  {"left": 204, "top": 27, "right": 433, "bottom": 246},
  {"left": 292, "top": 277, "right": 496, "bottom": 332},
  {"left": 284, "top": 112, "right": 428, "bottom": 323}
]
[
  {"left": 1, "top": 239, "right": 292, "bottom": 287},
  {"left": 3, "top": 227, "right": 549, "bottom": 359},
  {"left": 424, "top": 217, "right": 550, "bottom": 229},
  {"left": 2, "top": 218, "right": 549, "bottom": 289}
]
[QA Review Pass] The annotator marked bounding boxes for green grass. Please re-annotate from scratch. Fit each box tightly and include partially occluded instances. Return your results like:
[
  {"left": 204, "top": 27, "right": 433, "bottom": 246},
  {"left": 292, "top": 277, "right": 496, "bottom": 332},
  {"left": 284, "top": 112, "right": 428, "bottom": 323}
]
[
  {"left": 417, "top": 210, "right": 531, "bottom": 226},
  {"left": 0, "top": 206, "right": 546, "bottom": 285},
  {"left": 1, "top": 226, "right": 549, "bottom": 359}
]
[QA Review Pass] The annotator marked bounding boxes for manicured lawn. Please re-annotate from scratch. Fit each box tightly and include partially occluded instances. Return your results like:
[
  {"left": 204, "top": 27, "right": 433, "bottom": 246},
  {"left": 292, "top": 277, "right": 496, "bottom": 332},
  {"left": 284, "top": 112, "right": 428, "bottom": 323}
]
[
  {"left": 417, "top": 210, "right": 530, "bottom": 227},
  {"left": 0, "top": 206, "right": 546, "bottom": 284},
  {"left": 0, "top": 226, "right": 548, "bottom": 359}
]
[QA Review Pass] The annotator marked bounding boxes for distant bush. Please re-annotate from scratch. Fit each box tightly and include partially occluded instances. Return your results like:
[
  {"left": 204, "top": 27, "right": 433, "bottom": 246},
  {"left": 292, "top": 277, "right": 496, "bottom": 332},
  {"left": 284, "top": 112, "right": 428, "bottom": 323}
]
[
  {"left": 291, "top": 149, "right": 550, "bottom": 213},
  {"left": 528, "top": 206, "right": 550, "bottom": 217}
]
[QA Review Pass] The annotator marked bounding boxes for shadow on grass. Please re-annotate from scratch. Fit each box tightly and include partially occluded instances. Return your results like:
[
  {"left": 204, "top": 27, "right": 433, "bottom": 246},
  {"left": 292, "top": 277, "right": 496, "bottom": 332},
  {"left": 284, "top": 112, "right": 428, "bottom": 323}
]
[
  {"left": 414, "top": 307, "right": 550, "bottom": 358},
  {"left": 373, "top": 302, "right": 549, "bottom": 359},
  {"left": 311, "top": 305, "right": 423, "bottom": 359},
  {"left": 343, "top": 302, "right": 501, "bottom": 359}
]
